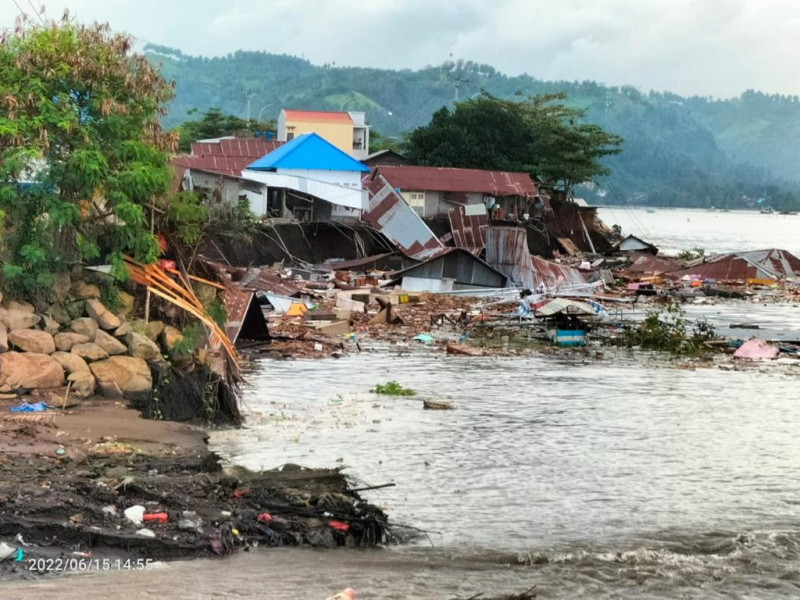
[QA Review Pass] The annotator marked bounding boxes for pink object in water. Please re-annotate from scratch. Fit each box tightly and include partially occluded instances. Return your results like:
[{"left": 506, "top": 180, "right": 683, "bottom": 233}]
[{"left": 733, "top": 338, "right": 779, "bottom": 360}]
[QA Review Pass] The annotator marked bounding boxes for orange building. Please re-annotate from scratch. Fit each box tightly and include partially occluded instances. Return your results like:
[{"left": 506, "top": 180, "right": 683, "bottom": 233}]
[{"left": 277, "top": 109, "right": 370, "bottom": 159}]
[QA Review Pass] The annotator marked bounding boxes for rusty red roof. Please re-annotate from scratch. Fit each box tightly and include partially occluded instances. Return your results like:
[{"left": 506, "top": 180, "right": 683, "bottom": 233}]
[
  {"left": 174, "top": 139, "right": 285, "bottom": 178},
  {"left": 191, "top": 139, "right": 283, "bottom": 158},
  {"left": 668, "top": 249, "right": 800, "bottom": 281},
  {"left": 449, "top": 205, "right": 487, "bottom": 254},
  {"left": 172, "top": 155, "right": 251, "bottom": 177},
  {"left": 282, "top": 109, "right": 353, "bottom": 123},
  {"left": 376, "top": 166, "right": 536, "bottom": 198}
]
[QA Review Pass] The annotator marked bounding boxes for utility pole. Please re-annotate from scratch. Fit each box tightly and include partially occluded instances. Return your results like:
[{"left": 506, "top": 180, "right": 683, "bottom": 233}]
[
  {"left": 449, "top": 73, "right": 469, "bottom": 103},
  {"left": 244, "top": 90, "right": 258, "bottom": 126}
]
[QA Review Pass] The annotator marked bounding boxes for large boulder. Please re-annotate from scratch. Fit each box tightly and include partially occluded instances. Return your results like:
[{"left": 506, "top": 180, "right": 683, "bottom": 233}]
[
  {"left": 85, "top": 299, "right": 122, "bottom": 330},
  {"left": 9, "top": 329, "right": 56, "bottom": 354},
  {"left": 130, "top": 319, "right": 166, "bottom": 341},
  {"left": 53, "top": 272, "right": 72, "bottom": 303},
  {"left": 117, "top": 291, "right": 135, "bottom": 317},
  {"left": 94, "top": 330, "right": 128, "bottom": 355},
  {"left": 89, "top": 356, "right": 152, "bottom": 399},
  {"left": 0, "top": 324, "right": 7, "bottom": 353},
  {"left": 39, "top": 313, "right": 60, "bottom": 336},
  {"left": 46, "top": 304, "right": 72, "bottom": 326},
  {"left": 1, "top": 309, "right": 41, "bottom": 331},
  {"left": 71, "top": 342, "right": 109, "bottom": 362},
  {"left": 67, "top": 371, "right": 96, "bottom": 398},
  {"left": 125, "top": 332, "right": 162, "bottom": 362},
  {"left": 114, "top": 322, "right": 132, "bottom": 337},
  {"left": 70, "top": 317, "right": 98, "bottom": 341},
  {"left": 161, "top": 325, "right": 185, "bottom": 351},
  {"left": 73, "top": 281, "right": 101, "bottom": 300},
  {"left": 0, "top": 352, "right": 64, "bottom": 390},
  {"left": 54, "top": 332, "right": 91, "bottom": 352},
  {"left": 7, "top": 300, "right": 35, "bottom": 313},
  {"left": 52, "top": 351, "right": 91, "bottom": 374}
]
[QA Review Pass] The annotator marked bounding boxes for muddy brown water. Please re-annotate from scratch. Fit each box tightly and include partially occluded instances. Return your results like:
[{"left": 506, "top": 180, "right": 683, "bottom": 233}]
[{"left": 8, "top": 348, "right": 800, "bottom": 598}]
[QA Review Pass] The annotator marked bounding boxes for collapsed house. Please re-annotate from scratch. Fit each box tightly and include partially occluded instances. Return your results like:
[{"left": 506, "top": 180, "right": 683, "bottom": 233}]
[
  {"left": 372, "top": 165, "right": 546, "bottom": 220},
  {"left": 668, "top": 249, "right": 800, "bottom": 282}
]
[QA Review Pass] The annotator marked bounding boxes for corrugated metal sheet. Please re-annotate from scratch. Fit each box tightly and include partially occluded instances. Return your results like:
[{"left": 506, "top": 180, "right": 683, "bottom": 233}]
[
  {"left": 669, "top": 249, "right": 800, "bottom": 281},
  {"left": 222, "top": 287, "right": 255, "bottom": 344},
  {"left": 172, "top": 155, "right": 250, "bottom": 177},
  {"left": 449, "top": 205, "right": 488, "bottom": 254},
  {"left": 485, "top": 226, "right": 537, "bottom": 289},
  {"left": 536, "top": 298, "right": 596, "bottom": 317},
  {"left": 626, "top": 253, "right": 680, "bottom": 275},
  {"left": 376, "top": 166, "right": 536, "bottom": 198},
  {"left": 240, "top": 267, "right": 305, "bottom": 297},
  {"left": 531, "top": 256, "right": 590, "bottom": 292},
  {"left": 391, "top": 248, "right": 507, "bottom": 288},
  {"left": 362, "top": 173, "right": 445, "bottom": 260}
]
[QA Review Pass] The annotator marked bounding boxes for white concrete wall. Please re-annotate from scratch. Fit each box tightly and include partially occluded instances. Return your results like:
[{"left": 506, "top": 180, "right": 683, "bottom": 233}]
[{"left": 241, "top": 169, "right": 366, "bottom": 211}]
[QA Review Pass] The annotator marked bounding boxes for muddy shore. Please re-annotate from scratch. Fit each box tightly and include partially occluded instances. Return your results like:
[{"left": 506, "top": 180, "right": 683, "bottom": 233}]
[{"left": 0, "top": 395, "right": 392, "bottom": 580}]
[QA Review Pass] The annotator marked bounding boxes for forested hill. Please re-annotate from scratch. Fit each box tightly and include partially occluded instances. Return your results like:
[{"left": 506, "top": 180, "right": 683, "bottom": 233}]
[{"left": 146, "top": 45, "right": 800, "bottom": 209}]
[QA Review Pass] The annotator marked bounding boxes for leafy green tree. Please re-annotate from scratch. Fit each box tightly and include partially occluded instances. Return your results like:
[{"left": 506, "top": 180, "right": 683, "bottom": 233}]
[
  {"left": 0, "top": 18, "right": 175, "bottom": 294},
  {"left": 405, "top": 93, "right": 623, "bottom": 195},
  {"left": 176, "top": 108, "right": 275, "bottom": 152}
]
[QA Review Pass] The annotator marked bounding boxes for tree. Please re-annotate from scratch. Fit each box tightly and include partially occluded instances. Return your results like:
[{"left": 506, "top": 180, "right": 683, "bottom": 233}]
[
  {"left": 0, "top": 17, "right": 177, "bottom": 294},
  {"left": 175, "top": 108, "right": 275, "bottom": 152},
  {"left": 405, "top": 92, "right": 623, "bottom": 196}
]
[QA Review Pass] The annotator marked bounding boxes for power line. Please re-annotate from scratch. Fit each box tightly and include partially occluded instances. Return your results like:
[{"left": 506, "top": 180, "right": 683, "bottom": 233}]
[
  {"left": 12, "top": 0, "right": 29, "bottom": 20},
  {"left": 26, "top": 0, "right": 46, "bottom": 25}
]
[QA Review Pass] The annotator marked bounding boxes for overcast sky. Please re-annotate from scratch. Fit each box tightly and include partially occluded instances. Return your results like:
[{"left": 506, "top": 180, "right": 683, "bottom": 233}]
[{"left": 3, "top": 0, "right": 799, "bottom": 98}]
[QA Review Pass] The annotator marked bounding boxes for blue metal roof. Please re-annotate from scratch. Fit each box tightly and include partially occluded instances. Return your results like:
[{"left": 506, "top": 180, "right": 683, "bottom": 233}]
[{"left": 247, "top": 132, "right": 369, "bottom": 172}]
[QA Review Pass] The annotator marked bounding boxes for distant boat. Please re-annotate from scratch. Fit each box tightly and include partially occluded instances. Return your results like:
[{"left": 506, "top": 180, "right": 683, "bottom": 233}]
[
  {"left": 779, "top": 210, "right": 797, "bottom": 215},
  {"left": 760, "top": 206, "right": 775, "bottom": 214},
  {"left": 645, "top": 209, "right": 656, "bottom": 213}
]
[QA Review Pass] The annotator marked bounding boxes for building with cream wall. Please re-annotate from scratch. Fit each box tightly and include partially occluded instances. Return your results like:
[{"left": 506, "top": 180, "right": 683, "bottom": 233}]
[{"left": 277, "top": 109, "right": 370, "bottom": 160}]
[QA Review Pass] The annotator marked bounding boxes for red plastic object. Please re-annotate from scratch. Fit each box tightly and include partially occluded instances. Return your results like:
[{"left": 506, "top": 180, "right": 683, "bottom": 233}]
[
  {"left": 328, "top": 520, "right": 350, "bottom": 532},
  {"left": 233, "top": 488, "right": 250, "bottom": 499},
  {"left": 143, "top": 512, "right": 168, "bottom": 524},
  {"left": 256, "top": 512, "right": 273, "bottom": 523}
]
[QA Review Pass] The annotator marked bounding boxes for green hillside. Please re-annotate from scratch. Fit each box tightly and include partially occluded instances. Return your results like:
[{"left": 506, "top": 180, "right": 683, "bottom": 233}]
[{"left": 146, "top": 45, "right": 800, "bottom": 210}]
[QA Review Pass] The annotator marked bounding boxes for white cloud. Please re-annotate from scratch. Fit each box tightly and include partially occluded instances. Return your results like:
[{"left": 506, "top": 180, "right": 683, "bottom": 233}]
[{"left": 1, "top": 0, "right": 799, "bottom": 98}]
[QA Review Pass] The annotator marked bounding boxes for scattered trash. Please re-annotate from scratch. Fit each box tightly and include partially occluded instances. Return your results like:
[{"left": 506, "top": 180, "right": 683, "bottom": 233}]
[
  {"left": 72, "top": 551, "right": 92, "bottom": 558},
  {"left": 412, "top": 333, "right": 434, "bottom": 344},
  {"left": 232, "top": 488, "right": 250, "bottom": 498},
  {"left": 423, "top": 399, "right": 454, "bottom": 410},
  {"left": 124, "top": 505, "right": 146, "bottom": 525},
  {"left": 324, "top": 589, "right": 355, "bottom": 600},
  {"left": 256, "top": 512, "right": 273, "bottom": 523},
  {"left": 55, "top": 448, "right": 66, "bottom": 456},
  {"left": 314, "top": 342, "right": 324, "bottom": 351},
  {"left": 102, "top": 505, "right": 117, "bottom": 516},
  {"left": 143, "top": 512, "right": 168, "bottom": 525},
  {"left": 135, "top": 528, "right": 156, "bottom": 538},
  {"left": 178, "top": 518, "right": 203, "bottom": 532},
  {"left": 328, "top": 521, "right": 350, "bottom": 532},
  {"left": 10, "top": 402, "right": 50, "bottom": 413},
  {"left": 733, "top": 338, "right": 780, "bottom": 360},
  {"left": 0, "top": 542, "right": 17, "bottom": 561}
]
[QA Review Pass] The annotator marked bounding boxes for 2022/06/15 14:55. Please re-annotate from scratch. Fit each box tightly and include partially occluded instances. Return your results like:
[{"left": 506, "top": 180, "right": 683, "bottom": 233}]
[{"left": 27, "top": 557, "right": 155, "bottom": 572}]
